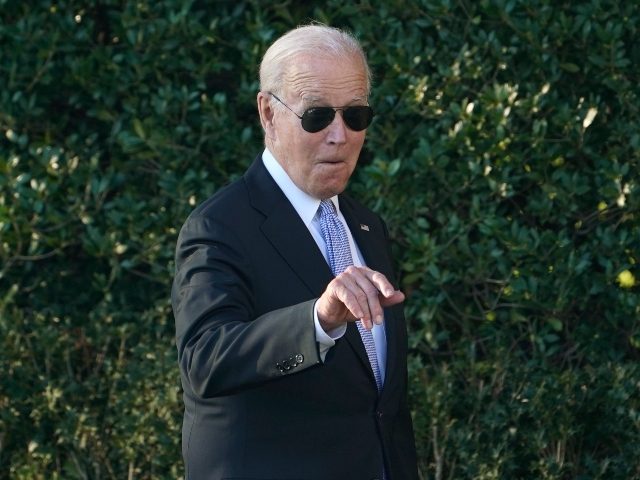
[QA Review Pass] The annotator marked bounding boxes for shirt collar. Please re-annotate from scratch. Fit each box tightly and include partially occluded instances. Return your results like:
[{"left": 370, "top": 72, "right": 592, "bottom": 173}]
[{"left": 262, "top": 148, "right": 339, "bottom": 226}]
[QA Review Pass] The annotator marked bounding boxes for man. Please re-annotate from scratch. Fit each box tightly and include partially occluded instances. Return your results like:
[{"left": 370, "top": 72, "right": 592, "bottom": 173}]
[{"left": 172, "top": 24, "right": 419, "bottom": 479}]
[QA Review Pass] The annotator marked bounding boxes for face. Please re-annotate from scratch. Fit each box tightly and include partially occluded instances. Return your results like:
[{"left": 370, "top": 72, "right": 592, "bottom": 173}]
[{"left": 258, "top": 54, "right": 369, "bottom": 199}]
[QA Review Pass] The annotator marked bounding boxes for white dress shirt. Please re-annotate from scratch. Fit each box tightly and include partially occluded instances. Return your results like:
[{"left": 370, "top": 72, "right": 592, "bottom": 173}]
[{"left": 262, "top": 149, "right": 387, "bottom": 383}]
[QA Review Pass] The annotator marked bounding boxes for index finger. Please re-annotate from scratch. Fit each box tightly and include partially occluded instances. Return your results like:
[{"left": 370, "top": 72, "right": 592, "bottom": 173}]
[{"left": 360, "top": 267, "right": 398, "bottom": 298}]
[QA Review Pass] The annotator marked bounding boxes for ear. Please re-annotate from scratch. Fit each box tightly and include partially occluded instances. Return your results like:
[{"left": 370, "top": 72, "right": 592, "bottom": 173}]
[{"left": 257, "top": 92, "right": 276, "bottom": 140}]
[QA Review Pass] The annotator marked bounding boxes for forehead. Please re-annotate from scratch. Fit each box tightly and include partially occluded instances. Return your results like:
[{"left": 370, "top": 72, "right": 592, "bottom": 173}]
[{"left": 283, "top": 54, "right": 368, "bottom": 104}]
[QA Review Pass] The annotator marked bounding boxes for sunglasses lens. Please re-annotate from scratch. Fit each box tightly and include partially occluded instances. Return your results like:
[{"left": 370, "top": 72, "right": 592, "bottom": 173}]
[
  {"left": 343, "top": 106, "right": 374, "bottom": 131},
  {"left": 300, "top": 106, "right": 374, "bottom": 133},
  {"left": 301, "top": 108, "right": 336, "bottom": 133}
]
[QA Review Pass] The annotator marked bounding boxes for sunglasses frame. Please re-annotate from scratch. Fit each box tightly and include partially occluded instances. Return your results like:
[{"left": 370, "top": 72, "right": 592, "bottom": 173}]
[{"left": 268, "top": 92, "right": 374, "bottom": 133}]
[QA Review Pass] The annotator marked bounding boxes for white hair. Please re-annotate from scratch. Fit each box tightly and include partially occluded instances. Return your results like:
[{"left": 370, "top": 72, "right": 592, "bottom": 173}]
[{"left": 259, "top": 24, "right": 372, "bottom": 98}]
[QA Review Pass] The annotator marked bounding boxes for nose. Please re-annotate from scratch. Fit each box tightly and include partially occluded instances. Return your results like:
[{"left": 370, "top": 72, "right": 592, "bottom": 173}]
[{"left": 325, "top": 110, "right": 347, "bottom": 144}]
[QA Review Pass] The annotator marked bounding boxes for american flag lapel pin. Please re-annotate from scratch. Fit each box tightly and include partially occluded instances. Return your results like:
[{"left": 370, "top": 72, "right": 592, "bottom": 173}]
[{"left": 360, "top": 224, "right": 370, "bottom": 231}]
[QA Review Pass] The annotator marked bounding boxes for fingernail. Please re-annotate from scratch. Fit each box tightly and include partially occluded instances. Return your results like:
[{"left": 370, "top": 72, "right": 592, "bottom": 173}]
[{"left": 375, "top": 315, "right": 383, "bottom": 325}]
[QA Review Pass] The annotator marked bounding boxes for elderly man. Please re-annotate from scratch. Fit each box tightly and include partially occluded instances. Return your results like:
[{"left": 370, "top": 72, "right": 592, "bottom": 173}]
[{"left": 172, "top": 24, "right": 418, "bottom": 479}]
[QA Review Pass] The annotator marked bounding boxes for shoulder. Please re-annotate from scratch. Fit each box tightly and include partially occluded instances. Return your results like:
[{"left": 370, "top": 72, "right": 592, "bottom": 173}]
[
  {"left": 186, "top": 155, "right": 282, "bottom": 223},
  {"left": 190, "top": 178, "right": 249, "bottom": 220}
]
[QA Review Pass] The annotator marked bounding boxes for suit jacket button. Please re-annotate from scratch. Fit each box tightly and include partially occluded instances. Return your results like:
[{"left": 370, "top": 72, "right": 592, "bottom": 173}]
[{"left": 295, "top": 354, "right": 304, "bottom": 364}]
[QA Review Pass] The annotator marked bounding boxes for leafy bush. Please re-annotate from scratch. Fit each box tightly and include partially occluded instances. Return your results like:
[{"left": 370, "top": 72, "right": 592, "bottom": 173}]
[{"left": 1, "top": 1, "right": 638, "bottom": 478}]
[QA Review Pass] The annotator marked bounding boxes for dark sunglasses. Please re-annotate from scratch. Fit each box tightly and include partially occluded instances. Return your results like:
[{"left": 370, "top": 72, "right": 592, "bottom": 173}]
[{"left": 269, "top": 92, "right": 374, "bottom": 133}]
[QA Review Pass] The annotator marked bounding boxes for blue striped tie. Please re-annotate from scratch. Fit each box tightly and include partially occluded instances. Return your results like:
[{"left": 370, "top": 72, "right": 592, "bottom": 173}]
[{"left": 318, "top": 200, "right": 383, "bottom": 391}]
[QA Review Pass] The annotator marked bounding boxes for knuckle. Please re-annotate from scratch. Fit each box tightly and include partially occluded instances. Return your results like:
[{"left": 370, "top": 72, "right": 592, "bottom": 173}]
[
  {"left": 335, "top": 283, "right": 349, "bottom": 298},
  {"left": 355, "top": 290, "right": 368, "bottom": 303},
  {"left": 361, "top": 283, "right": 378, "bottom": 296},
  {"left": 371, "top": 271, "right": 386, "bottom": 282}
]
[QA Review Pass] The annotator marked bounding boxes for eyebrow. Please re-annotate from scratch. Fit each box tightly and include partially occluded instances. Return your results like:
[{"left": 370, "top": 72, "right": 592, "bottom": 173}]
[{"left": 302, "top": 95, "right": 368, "bottom": 108}]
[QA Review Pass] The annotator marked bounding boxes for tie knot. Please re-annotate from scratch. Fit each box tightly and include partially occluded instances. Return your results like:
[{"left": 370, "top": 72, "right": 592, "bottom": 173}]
[{"left": 319, "top": 199, "right": 336, "bottom": 218}]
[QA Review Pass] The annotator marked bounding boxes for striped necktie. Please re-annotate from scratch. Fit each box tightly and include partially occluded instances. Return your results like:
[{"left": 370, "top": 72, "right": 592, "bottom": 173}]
[{"left": 318, "top": 199, "right": 383, "bottom": 391}]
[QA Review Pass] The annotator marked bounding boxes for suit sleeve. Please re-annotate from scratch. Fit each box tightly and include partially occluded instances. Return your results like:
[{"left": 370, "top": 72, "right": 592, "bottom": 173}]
[{"left": 171, "top": 214, "right": 322, "bottom": 398}]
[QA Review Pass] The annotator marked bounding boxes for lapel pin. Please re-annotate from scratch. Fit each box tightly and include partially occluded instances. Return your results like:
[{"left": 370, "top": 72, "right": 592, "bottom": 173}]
[{"left": 360, "top": 224, "right": 370, "bottom": 231}]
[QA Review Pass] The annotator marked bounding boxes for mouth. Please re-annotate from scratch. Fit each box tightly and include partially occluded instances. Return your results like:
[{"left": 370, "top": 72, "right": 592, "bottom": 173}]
[{"left": 318, "top": 158, "right": 345, "bottom": 164}]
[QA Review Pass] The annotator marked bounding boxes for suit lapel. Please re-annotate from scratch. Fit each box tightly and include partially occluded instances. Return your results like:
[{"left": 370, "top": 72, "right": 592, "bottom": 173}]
[
  {"left": 244, "top": 157, "right": 333, "bottom": 297},
  {"left": 340, "top": 196, "right": 400, "bottom": 395},
  {"left": 261, "top": 205, "right": 333, "bottom": 296}
]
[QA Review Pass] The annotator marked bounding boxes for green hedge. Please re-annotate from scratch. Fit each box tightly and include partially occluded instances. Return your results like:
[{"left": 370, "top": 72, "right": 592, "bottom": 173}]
[{"left": 1, "top": 1, "right": 638, "bottom": 478}]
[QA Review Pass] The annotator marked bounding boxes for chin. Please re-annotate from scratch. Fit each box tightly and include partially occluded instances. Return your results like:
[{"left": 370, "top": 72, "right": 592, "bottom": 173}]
[{"left": 313, "top": 183, "right": 347, "bottom": 200}]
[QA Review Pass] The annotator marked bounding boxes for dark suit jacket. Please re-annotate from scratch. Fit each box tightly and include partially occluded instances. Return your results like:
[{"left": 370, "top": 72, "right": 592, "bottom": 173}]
[{"left": 172, "top": 156, "right": 418, "bottom": 480}]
